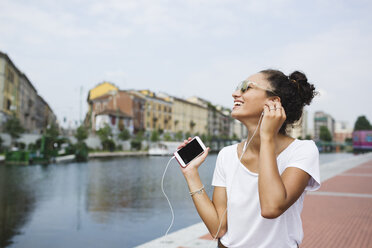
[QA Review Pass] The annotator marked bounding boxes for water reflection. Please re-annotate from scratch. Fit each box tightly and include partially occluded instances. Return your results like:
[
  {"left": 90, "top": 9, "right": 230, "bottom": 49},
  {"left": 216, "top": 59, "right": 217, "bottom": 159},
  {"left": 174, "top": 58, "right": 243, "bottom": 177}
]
[
  {"left": 0, "top": 165, "right": 36, "bottom": 247},
  {"left": 0, "top": 153, "right": 354, "bottom": 247}
]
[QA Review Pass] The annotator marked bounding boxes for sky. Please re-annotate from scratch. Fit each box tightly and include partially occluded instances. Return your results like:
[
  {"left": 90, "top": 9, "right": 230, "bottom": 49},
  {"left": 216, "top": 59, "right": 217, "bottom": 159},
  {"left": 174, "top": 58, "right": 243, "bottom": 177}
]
[{"left": 1, "top": 0, "right": 371, "bottom": 130}]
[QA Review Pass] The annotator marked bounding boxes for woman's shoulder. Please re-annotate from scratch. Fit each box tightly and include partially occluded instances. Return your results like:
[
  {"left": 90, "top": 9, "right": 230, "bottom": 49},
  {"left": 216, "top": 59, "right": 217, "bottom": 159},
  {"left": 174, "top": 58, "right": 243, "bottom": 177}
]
[
  {"left": 217, "top": 143, "right": 239, "bottom": 157},
  {"left": 293, "top": 139, "right": 317, "bottom": 149},
  {"left": 289, "top": 139, "right": 319, "bottom": 156}
]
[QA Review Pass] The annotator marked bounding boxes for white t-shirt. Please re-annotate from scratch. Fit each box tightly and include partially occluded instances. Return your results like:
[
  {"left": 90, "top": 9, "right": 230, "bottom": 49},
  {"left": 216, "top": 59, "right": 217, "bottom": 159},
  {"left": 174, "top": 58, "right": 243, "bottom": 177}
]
[{"left": 212, "top": 139, "right": 320, "bottom": 248}]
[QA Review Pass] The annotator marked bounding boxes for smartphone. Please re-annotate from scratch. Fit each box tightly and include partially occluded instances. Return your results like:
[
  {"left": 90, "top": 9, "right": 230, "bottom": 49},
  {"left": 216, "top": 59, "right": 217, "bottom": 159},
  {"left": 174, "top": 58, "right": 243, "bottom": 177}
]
[{"left": 174, "top": 136, "right": 207, "bottom": 168}]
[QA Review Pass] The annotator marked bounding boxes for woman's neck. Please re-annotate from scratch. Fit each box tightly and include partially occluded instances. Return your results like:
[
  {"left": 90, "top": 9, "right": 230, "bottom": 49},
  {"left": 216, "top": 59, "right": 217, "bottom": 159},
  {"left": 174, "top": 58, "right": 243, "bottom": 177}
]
[{"left": 241, "top": 117, "right": 288, "bottom": 155}]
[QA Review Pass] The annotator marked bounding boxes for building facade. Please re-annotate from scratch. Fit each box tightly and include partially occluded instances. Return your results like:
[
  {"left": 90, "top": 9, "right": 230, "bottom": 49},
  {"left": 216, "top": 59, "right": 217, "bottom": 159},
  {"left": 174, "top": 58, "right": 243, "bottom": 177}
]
[
  {"left": 19, "top": 73, "right": 38, "bottom": 132},
  {"left": 0, "top": 51, "right": 20, "bottom": 125},
  {"left": 126, "top": 91, "right": 146, "bottom": 133},
  {"left": 288, "top": 110, "right": 308, "bottom": 139},
  {"left": 334, "top": 121, "right": 353, "bottom": 143},
  {"left": 0, "top": 51, "right": 57, "bottom": 133},
  {"left": 138, "top": 90, "right": 173, "bottom": 134},
  {"left": 171, "top": 96, "right": 208, "bottom": 135},
  {"left": 314, "top": 111, "right": 335, "bottom": 141},
  {"left": 89, "top": 90, "right": 134, "bottom": 134}
]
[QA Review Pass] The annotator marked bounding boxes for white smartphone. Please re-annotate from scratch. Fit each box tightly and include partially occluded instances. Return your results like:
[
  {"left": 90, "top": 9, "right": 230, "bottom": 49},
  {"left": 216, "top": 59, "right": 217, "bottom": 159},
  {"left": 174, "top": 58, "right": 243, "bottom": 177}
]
[{"left": 174, "top": 136, "right": 207, "bottom": 168}]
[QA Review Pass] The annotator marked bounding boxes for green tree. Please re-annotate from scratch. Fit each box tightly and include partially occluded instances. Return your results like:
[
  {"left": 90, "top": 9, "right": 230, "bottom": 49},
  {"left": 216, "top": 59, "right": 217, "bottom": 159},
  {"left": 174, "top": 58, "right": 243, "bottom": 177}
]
[
  {"left": 118, "top": 128, "right": 130, "bottom": 141},
  {"left": 163, "top": 133, "right": 172, "bottom": 141},
  {"left": 354, "top": 115, "right": 372, "bottom": 131},
  {"left": 75, "top": 125, "right": 88, "bottom": 142},
  {"left": 185, "top": 131, "right": 192, "bottom": 139},
  {"left": 45, "top": 123, "right": 59, "bottom": 138},
  {"left": 4, "top": 115, "right": 24, "bottom": 146},
  {"left": 305, "top": 135, "right": 312, "bottom": 140},
  {"left": 345, "top": 137, "right": 352, "bottom": 144},
  {"left": 150, "top": 130, "right": 160, "bottom": 142},
  {"left": 131, "top": 130, "right": 144, "bottom": 150},
  {"left": 175, "top": 131, "right": 183, "bottom": 141},
  {"left": 97, "top": 124, "right": 115, "bottom": 151},
  {"left": 319, "top": 126, "right": 332, "bottom": 142},
  {"left": 74, "top": 125, "right": 89, "bottom": 161}
]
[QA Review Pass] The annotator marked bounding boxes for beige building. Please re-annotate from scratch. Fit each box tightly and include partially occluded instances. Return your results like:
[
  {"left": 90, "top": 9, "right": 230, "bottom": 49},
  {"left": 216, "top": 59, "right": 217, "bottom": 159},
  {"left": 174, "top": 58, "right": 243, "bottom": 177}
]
[
  {"left": 0, "top": 51, "right": 56, "bottom": 133},
  {"left": 173, "top": 97, "right": 208, "bottom": 135},
  {"left": 0, "top": 51, "right": 20, "bottom": 124},
  {"left": 19, "top": 73, "right": 38, "bottom": 132},
  {"left": 138, "top": 90, "right": 173, "bottom": 133}
]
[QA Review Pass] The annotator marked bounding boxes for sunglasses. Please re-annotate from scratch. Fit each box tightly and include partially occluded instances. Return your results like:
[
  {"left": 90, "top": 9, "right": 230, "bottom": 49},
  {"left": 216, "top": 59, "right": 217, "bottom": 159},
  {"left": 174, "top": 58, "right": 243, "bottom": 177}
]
[{"left": 236, "top": 80, "right": 276, "bottom": 95}]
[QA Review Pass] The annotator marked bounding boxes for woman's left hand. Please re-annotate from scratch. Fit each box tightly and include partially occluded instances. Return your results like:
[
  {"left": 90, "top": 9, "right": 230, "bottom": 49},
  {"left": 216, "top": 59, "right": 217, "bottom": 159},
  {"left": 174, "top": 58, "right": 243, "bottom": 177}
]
[{"left": 260, "top": 99, "right": 286, "bottom": 139}]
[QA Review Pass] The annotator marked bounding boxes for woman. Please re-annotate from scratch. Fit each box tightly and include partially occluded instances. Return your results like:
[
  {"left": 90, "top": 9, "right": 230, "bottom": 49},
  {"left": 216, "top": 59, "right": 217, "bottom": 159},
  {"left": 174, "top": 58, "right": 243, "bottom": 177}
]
[{"left": 178, "top": 69, "right": 320, "bottom": 248}]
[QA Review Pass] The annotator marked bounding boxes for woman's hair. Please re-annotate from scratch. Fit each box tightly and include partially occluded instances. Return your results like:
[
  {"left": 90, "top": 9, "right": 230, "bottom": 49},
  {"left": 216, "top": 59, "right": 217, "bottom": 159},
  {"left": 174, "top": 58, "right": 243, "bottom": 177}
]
[{"left": 260, "top": 69, "right": 317, "bottom": 135}]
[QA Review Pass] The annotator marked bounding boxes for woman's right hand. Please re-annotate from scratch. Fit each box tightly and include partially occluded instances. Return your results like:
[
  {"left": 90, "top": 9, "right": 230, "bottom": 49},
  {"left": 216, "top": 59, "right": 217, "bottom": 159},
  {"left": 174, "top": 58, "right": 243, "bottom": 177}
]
[{"left": 177, "top": 137, "right": 210, "bottom": 177}]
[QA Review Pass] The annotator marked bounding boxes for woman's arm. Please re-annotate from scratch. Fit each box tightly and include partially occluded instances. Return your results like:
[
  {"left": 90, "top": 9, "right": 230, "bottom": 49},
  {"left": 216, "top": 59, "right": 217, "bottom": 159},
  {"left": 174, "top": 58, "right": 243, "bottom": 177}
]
[
  {"left": 258, "top": 137, "right": 310, "bottom": 218},
  {"left": 179, "top": 138, "right": 228, "bottom": 238},
  {"left": 258, "top": 100, "right": 311, "bottom": 219}
]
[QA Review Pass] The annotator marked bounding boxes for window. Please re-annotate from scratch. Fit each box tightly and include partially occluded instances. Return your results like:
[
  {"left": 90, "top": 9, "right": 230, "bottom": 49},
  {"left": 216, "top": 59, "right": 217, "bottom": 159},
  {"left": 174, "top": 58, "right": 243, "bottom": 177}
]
[
  {"left": 7, "top": 68, "right": 14, "bottom": 83},
  {"left": 7, "top": 99, "right": 11, "bottom": 110}
]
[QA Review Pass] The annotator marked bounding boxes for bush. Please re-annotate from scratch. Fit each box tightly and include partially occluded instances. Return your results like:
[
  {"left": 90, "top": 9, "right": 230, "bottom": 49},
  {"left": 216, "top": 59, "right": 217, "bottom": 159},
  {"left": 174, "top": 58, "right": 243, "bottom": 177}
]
[
  {"left": 130, "top": 140, "right": 142, "bottom": 150},
  {"left": 102, "top": 139, "right": 116, "bottom": 151},
  {"left": 75, "top": 142, "right": 88, "bottom": 162}
]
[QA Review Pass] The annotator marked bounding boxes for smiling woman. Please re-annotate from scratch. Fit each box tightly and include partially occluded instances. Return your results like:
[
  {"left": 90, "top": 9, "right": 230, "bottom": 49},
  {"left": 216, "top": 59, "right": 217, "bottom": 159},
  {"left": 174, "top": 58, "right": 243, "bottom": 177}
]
[{"left": 177, "top": 69, "right": 320, "bottom": 248}]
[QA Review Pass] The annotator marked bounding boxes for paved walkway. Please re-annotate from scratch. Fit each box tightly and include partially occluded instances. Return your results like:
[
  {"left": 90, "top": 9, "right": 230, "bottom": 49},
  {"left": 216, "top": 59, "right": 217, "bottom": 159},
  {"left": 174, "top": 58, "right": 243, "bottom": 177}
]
[{"left": 136, "top": 153, "right": 372, "bottom": 248}]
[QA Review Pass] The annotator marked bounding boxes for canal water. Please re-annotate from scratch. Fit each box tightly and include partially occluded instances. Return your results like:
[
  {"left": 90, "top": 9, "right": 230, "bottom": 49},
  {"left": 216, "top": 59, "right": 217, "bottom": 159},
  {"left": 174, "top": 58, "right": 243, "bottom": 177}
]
[{"left": 0, "top": 152, "right": 355, "bottom": 248}]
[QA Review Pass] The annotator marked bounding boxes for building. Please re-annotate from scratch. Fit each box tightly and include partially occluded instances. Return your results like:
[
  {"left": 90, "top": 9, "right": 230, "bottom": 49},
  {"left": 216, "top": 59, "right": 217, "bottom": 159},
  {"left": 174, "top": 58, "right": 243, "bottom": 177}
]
[
  {"left": 87, "top": 81, "right": 119, "bottom": 101},
  {"left": 0, "top": 51, "right": 57, "bottom": 133},
  {"left": 288, "top": 110, "right": 309, "bottom": 139},
  {"left": 187, "top": 97, "right": 232, "bottom": 138},
  {"left": 89, "top": 90, "right": 134, "bottom": 134},
  {"left": 18, "top": 73, "right": 38, "bottom": 132},
  {"left": 0, "top": 51, "right": 20, "bottom": 126},
  {"left": 314, "top": 111, "right": 335, "bottom": 141},
  {"left": 86, "top": 81, "right": 119, "bottom": 130},
  {"left": 138, "top": 90, "right": 173, "bottom": 134},
  {"left": 126, "top": 91, "right": 146, "bottom": 134},
  {"left": 170, "top": 96, "right": 207, "bottom": 135},
  {"left": 334, "top": 121, "right": 353, "bottom": 143}
]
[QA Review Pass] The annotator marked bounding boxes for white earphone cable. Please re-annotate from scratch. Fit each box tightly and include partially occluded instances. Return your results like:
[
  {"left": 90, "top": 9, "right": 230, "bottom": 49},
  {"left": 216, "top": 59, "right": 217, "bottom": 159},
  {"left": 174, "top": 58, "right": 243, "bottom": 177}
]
[
  {"left": 161, "top": 156, "right": 176, "bottom": 242},
  {"left": 207, "top": 112, "right": 264, "bottom": 247}
]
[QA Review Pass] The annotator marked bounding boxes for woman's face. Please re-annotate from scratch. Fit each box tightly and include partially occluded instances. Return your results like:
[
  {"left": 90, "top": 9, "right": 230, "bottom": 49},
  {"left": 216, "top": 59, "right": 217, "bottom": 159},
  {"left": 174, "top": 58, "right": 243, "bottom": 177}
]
[{"left": 231, "top": 73, "right": 274, "bottom": 120}]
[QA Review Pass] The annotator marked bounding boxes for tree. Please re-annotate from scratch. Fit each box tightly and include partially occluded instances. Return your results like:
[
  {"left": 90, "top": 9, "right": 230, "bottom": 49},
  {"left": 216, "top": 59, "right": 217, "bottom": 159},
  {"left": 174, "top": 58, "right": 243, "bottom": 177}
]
[
  {"left": 150, "top": 130, "right": 160, "bottom": 142},
  {"left": 131, "top": 130, "right": 144, "bottom": 150},
  {"left": 97, "top": 124, "right": 115, "bottom": 151},
  {"left": 175, "top": 131, "right": 183, "bottom": 141},
  {"left": 74, "top": 125, "right": 89, "bottom": 161},
  {"left": 319, "top": 126, "right": 332, "bottom": 142},
  {"left": 354, "top": 115, "right": 372, "bottom": 131},
  {"left": 118, "top": 128, "right": 130, "bottom": 141},
  {"left": 75, "top": 125, "right": 88, "bottom": 142},
  {"left": 163, "top": 133, "right": 172, "bottom": 141},
  {"left": 45, "top": 123, "right": 59, "bottom": 138},
  {"left": 0, "top": 136, "right": 3, "bottom": 152},
  {"left": 4, "top": 115, "right": 24, "bottom": 146}
]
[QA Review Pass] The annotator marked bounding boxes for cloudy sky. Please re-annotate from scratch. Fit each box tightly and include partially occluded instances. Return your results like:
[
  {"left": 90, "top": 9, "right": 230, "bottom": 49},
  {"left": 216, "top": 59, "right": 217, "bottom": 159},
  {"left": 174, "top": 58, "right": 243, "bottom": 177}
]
[{"left": 1, "top": 0, "right": 371, "bottom": 130}]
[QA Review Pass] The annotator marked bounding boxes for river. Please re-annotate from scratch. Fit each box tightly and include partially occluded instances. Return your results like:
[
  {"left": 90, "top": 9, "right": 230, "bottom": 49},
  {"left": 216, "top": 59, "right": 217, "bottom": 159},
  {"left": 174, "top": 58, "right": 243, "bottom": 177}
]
[{"left": 0, "top": 152, "right": 355, "bottom": 247}]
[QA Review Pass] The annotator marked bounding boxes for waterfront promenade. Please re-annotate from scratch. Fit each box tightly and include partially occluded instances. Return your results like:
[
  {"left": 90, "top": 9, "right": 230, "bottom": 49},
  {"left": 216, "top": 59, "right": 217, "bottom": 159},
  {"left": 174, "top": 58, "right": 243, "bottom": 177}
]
[{"left": 137, "top": 152, "right": 372, "bottom": 248}]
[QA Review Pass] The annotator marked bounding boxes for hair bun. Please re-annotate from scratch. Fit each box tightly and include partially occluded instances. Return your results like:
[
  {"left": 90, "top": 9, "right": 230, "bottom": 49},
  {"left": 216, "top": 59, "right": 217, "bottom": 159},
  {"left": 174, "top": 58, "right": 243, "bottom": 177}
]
[{"left": 289, "top": 71, "right": 316, "bottom": 105}]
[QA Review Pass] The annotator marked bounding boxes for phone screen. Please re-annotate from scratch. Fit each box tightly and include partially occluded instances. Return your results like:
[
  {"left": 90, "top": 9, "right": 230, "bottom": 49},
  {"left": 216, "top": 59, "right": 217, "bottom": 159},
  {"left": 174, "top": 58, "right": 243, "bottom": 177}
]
[{"left": 178, "top": 138, "right": 204, "bottom": 165}]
